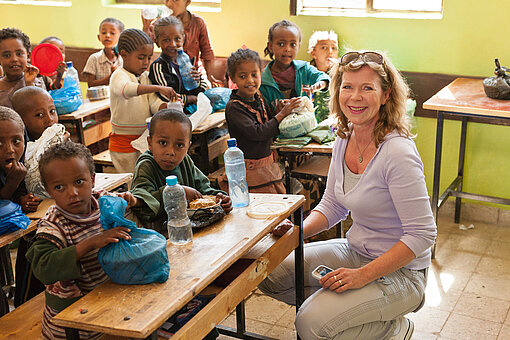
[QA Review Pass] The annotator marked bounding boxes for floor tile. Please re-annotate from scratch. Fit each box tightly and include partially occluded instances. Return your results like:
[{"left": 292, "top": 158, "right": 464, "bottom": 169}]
[
  {"left": 465, "top": 274, "right": 510, "bottom": 301},
  {"left": 440, "top": 233, "right": 491, "bottom": 255},
  {"left": 440, "top": 313, "right": 501, "bottom": 340},
  {"left": 453, "top": 292, "right": 510, "bottom": 323},
  {"left": 413, "top": 330, "right": 439, "bottom": 340},
  {"left": 265, "top": 324, "right": 297, "bottom": 340},
  {"left": 498, "top": 323, "right": 510, "bottom": 340},
  {"left": 432, "top": 247, "right": 482, "bottom": 273},
  {"left": 475, "top": 256, "right": 510, "bottom": 280},
  {"left": 484, "top": 239, "right": 510, "bottom": 260},
  {"left": 218, "top": 313, "right": 273, "bottom": 335},
  {"left": 275, "top": 305, "right": 297, "bottom": 329},
  {"left": 428, "top": 265, "right": 472, "bottom": 297},
  {"left": 407, "top": 306, "right": 449, "bottom": 334},
  {"left": 243, "top": 293, "right": 293, "bottom": 324}
]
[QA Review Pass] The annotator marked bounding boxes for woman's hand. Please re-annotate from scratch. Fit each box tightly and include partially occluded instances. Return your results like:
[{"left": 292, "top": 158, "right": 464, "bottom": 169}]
[
  {"left": 183, "top": 186, "right": 202, "bottom": 202},
  {"left": 216, "top": 193, "right": 232, "bottom": 213},
  {"left": 272, "top": 219, "right": 294, "bottom": 237},
  {"left": 320, "top": 267, "right": 371, "bottom": 293}
]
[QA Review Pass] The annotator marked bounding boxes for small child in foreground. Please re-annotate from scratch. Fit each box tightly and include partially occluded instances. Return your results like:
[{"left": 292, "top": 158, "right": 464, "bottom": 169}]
[
  {"left": 130, "top": 109, "right": 232, "bottom": 235},
  {"left": 83, "top": 17, "right": 125, "bottom": 87},
  {"left": 225, "top": 48, "right": 301, "bottom": 194},
  {"left": 38, "top": 36, "right": 67, "bottom": 90},
  {"left": 26, "top": 140, "right": 136, "bottom": 339}
]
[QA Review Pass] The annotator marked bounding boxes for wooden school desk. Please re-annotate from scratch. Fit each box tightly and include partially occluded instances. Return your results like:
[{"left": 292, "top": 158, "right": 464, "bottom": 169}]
[
  {"left": 192, "top": 110, "right": 229, "bottom": 175},
  {"left": 58, "top": 99, "right": 110, "bottom": 148},
  {"left": 423, "top": 78, "right": 510, "bottom": 253},
  {"left": 54, "top": 194, "right": 305, "bottom": 339}
]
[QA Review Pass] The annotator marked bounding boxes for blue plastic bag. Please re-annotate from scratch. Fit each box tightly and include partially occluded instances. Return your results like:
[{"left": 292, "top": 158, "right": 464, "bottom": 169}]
[
  {"left": 97, "top": 196, "right": 170, "bottom": 285},
  {"left": 204, "top": 88, "right": 232, "bottom": 112},
  {"left": 49, "top": 75, "right": 83, "bottom": 115},
  {"left": 0, "top": 200, "right": 30, "bottom": 236}
]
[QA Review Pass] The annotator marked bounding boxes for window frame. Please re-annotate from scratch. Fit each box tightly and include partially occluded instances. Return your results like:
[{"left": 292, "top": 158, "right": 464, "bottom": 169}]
[
  {"left": 112, "top": 0, "right": 221, "bottom": 12},
  {"left": 290, "top": 0, "right": 443, "bottom": 19},
  {"left": 0, "top": 0, "right": 71, "bottom": 6}
]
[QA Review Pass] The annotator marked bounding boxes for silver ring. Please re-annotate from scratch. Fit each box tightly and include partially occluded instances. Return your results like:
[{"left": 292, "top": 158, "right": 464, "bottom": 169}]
[
  {"left": 338, "top": 279, "right": 342, "bottom": 286},
  {"left": 334, "top": 275, "right": 337, "bottom": 281}
]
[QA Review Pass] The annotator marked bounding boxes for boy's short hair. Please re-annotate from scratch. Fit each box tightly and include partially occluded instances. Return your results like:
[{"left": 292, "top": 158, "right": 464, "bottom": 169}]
[
  {"left": 307, "top": 30, "right": 339, "bottom": 54},
  {"left": 227, "top": 48, "right": 261, "bottom": 78},
  {"left": 149, "top": 109, "right": 192, "bottom": 138},
  {"left": 100, "top": 17, "right": 125, "bottom": 32},
  {"left": 118, "top": 28, "right": 153, "bottom": 54},
  {"left": 0, "top": 28, "right": 31, "bottom": 54},
  {"left": 0, "top": 106, "right": 25, "bottom": 132},
  {"left": 40, "top": 36, "right": 64, "bottom": 46},
  {"left": 38, "top": 140, "right": 95, "bottom": 187},
  {"left": 154, "top": 16, "right": 184, "bottom": 41},
  {"left": 12, "top": 86, "right": 51, "bottom": 117}
]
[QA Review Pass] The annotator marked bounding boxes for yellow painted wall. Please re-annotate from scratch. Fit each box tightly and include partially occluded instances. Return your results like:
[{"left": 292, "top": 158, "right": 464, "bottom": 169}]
[{"left": 1, "top": 0, "right": 509, "bottom": 208}]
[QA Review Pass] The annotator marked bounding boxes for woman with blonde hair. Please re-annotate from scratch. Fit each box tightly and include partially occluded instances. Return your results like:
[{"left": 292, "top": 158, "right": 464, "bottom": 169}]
[{"left": 259, "top": 51, "right": 436, "bottom": 340}]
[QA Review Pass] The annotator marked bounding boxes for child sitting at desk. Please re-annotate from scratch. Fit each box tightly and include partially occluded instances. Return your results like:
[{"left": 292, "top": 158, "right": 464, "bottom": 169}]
[
  {"left": 0, "top": 28, "right": 45, "bottom": 108},
  {"left": 130, "top": 109, "right": 232, "bottom": 235},
  {"left": 83, "top": 17, "right": 125, "bottom": 87},
  {"left": 225, "top": 48, "right": 302, "bottom": 194},
  {"left": 109, "top": 28, "right": 175, "bottom": 173},
  {"left": 149, "top": 16, "right": 206, "bottom": 115},
  {"left": 26, "top": 140, "right": 136, "bottom": 339},
  {"left": 12, "top": 86, "right": 69, "bottom": 199}
]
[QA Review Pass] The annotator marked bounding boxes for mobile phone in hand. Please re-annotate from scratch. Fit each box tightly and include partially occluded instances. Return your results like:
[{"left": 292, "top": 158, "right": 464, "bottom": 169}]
[{"left": 312, "top": 265, "right": 333, "bottom": 280}]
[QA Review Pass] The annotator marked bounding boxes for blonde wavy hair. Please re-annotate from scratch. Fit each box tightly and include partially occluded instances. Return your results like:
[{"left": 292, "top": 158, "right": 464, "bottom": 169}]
[{"left": 329, "top": 51, "right": 413, "bottom": 146}]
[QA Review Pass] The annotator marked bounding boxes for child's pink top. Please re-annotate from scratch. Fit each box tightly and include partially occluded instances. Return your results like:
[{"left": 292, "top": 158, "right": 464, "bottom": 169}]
[{"left": 183, "top": 12, "right": 215, "bottom": 65}]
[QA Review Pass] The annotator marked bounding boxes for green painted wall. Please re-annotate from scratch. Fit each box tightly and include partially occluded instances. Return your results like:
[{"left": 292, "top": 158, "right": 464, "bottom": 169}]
[{"left": 1, "top": 0, "right": 509, "bottom": 208}]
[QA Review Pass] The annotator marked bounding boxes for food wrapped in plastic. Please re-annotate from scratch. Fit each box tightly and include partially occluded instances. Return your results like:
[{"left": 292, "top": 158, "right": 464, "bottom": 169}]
[
  {"left": 278, "top": 97, "right": 317, "bottom": 138},
  {"left": 483, "top": 58, "right": 510, "bottom": 100},
  {"left": 97, "top": 196, "right": 170, "bottom": 285}
]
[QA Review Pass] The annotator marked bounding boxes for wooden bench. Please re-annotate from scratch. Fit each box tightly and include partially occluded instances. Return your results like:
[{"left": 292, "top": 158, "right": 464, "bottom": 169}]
[
  {"left": 93, "top": 150, "right": 114, "bottom": 172},
  {"left": 0, "top": 291, "right": 44, "bottom": 339}
]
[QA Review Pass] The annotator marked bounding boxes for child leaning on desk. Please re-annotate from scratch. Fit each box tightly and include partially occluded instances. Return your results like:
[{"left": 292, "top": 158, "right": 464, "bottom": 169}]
[
  {"left": 109, "top": 28, "right": 176, "bottom": 173},
  {"left": 130, "top": 109, "right": 232, "bottom": 236},
  {"left": 149, "top": 16, "right": 206, "bottom": 115},
  {"left": 225, "top": 48, "right": 302, "bottom": 194},
  {"left": 26, "top": 140, "right": 137, "bottom": 340}
]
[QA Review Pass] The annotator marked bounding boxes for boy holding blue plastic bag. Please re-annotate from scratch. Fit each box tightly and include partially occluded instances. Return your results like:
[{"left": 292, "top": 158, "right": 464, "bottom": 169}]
[{"left": 26, "top": 140, "right": 136, "bottom": 339}]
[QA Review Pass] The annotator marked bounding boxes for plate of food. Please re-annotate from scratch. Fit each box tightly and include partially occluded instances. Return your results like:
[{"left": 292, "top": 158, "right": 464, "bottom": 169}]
[
  {"left": 187, "top": 195, "right": 220, "bottom": 217},
  {"left": 187, "top": 195, "right": 225, "bottom": 229}
]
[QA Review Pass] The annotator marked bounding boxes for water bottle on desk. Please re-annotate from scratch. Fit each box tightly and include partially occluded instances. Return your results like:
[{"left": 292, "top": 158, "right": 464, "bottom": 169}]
[
  {"left": 176, "top": 47, "right": 199, "bottom": 91},
  {"left": 163, "top": 175, "right": 192, "bottom": 245},
  {"left": 66, "top": 61, "right": 83, "bottom": 101},
  {"left": 224, "top": 138, "right": 250, "bottom": 208}
]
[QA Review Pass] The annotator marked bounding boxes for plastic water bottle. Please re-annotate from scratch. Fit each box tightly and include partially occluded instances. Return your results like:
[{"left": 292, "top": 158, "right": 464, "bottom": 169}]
[
  {"left": 176, "top": 47, "right": 199, "bottom": 91},
  {"left": 65, "top": 61, "right": 83, "bottom": 101},
  {"left": 142, "top": 6, "right": 172, "bottom": 20},
  {"left": 224, "top": 138, "right": 250, "bottom": 208},
  {"left": 163, "top": 175, "right": 192, "bottom": 245}
]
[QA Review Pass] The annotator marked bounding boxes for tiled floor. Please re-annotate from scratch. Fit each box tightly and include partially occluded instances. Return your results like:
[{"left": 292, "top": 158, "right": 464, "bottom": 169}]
[{"left": 218, "top": 216, "right": 510, "bottom": 339}]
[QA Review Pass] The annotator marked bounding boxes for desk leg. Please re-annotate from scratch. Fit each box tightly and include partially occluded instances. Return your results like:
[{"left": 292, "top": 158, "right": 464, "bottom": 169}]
[
  {"left": 200, "top": 133, "right": 210, "bottom": 175},
  {"left": 455, "top": 118, "right": 468, "bottom": 223},
  {"left": 64, "top": 327, "right": 80, "bottom": 340},
  {"left": 292, "top": 207, "right": 304, "bottom": 309},
  {"left": 431, "top": 111, "right": 444, "bottom": 258}
]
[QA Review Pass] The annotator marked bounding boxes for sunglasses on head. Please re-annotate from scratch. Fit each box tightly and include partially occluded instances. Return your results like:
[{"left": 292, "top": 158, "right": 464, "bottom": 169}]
[{"left": 339, "top": 51, "right": 384, "bottom": 66}]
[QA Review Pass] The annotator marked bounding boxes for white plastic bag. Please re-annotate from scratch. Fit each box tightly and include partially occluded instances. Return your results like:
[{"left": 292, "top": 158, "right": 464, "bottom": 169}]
[
  {"left": 189, "top": 92, "right": 212, "bottom": 131},
  {"left": 25, "top": 124, "right": 67, "bottom": 198},
  {"left": 278, "top": 97, "right": 317, "bottom": 138}
]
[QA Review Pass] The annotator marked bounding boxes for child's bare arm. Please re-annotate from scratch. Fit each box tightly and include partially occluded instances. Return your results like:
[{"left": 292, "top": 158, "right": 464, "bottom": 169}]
[
  {"left": 75, "top": 227, "right": 131, "bottom": 260},
  {"left": 51, "top": 61, "right": 67, "bottom": 89},
  {"left": 302, "top": 80, "right": 328, "bottom": 96},
  {"left": 183, "top": 186, "right": 202, "bottom": 202},
  {"left": 137, "top": 84, "right": 180, "bottom": 102},
  {"left": 85, "top": 73, "right": 111, "bottom": 87}
]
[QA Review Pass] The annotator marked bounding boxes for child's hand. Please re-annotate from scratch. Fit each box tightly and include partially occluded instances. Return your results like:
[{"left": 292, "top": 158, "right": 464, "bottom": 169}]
[
  {"left": 276, "top": 97, "right": 303, "bottom": 122},
  {"left": 117, "top": 192, "right": 138, "bottom": 209},
  {"left": 302, "top": 81, "right": 327, "bottom": 96},
  {"left": 76, "top": 227, "right": 131, "bottom": 259},
  {"left": 216, "top": 193, "right": 232, "bottom": 214},
  {"left": 24, "top": 65, "right": 40, "bottom": 85},
  {"left": 158, "top": 86, "right": 180, "bottom": 102},
  {"left": 183, "top": 186, "right": 202, "bottom": 202},
  {"left": 140, "top": 12, "right": 156, "bottom": 41},
  {"left": 56, "top": 61, "right": 67, "bottom": 76},
  {"left": 190, "top": 67, "right": 202, "bottom": 82},
  {"left": 110, "top": 64, "right": 118, "bottom": 73},
  {"left": 19, "top": 193, "right": 42, "bottom": 213},
  {"left": 271, "top": 219, "right": 294, "bottom": 237},
  {"left": 63, "top": 131, "right": 71, "bottom": 141},
  {"left": 5, "top": 160, "right": 27, "bottom": 187}
]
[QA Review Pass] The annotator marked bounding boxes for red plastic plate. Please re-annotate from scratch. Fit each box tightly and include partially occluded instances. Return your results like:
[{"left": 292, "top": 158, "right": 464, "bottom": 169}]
[{"left": 31, "top": 43, "right": 63, "bottom": 77}]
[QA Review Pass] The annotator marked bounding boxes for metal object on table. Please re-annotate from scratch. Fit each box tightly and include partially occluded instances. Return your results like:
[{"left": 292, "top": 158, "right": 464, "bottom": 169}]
[{"left": 86, "top": 86, "right": 110, "bottom": 101}]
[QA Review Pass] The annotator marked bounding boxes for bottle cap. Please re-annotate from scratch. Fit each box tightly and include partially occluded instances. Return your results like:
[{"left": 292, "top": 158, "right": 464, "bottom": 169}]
[
  {"left": 66, "top": 61, "right": 73, "bottom": 68},
  {"left": 227, "top": 138, "right": 237, "bottom": 148},
  {"left": 166, "top": 175, "right": 177, "bottom": 186},
  {"left": 177, "top": 47, "right": 184, "bottom": 54}
]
